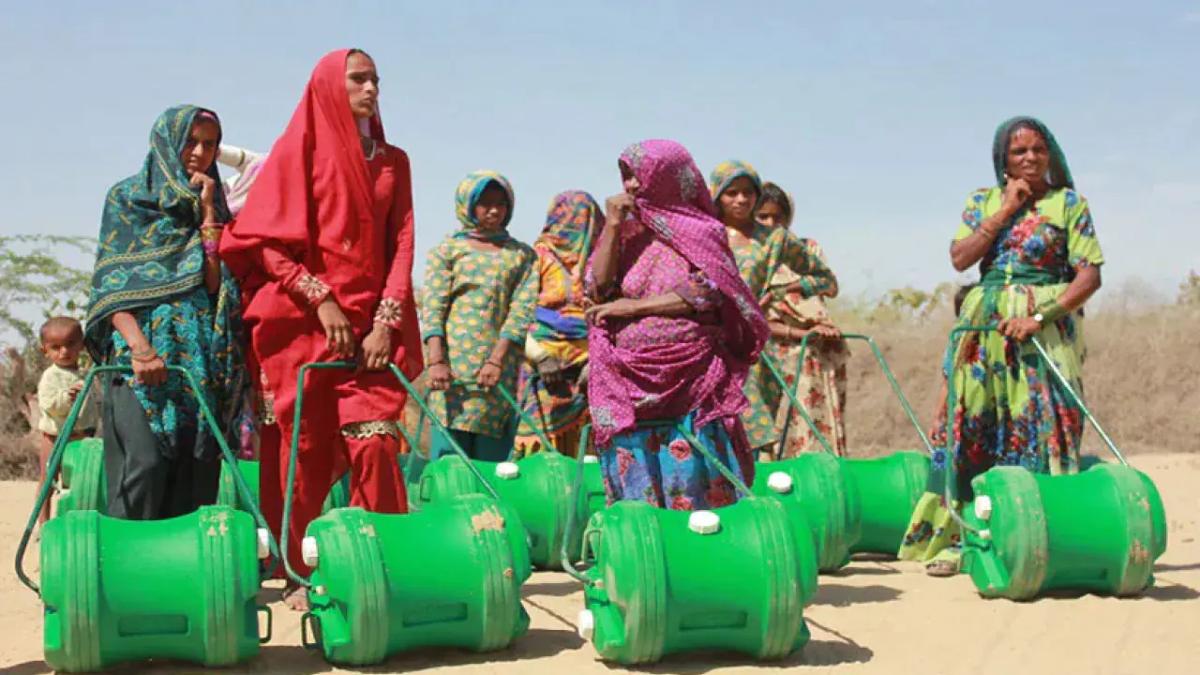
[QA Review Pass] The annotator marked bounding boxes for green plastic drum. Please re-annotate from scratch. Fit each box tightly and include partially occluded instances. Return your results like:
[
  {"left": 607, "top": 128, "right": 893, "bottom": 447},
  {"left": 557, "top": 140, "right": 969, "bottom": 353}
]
[
  {"left": 55, "top": 438, "right": 106, "bottom": 517},
  {"left": 417, "top": 452, "right": 606, "bottom": 569},
  {"left": 580, "top": 497, "right": 818, "bottom": 665},
  {"left": 752, "top": 452, "right": 862, "bottom": 571},
  {"left": 962, "top": 463, "right": 1168, "bottom": 600},
  {"left": 841, "top": 451, "right": 930, "bottom": 554},
  {"left": 302, "top": 494, "right": 531, "bottom": 665},
  {"left": 40, "top": 505, "right": 268, "bottom": 672}
]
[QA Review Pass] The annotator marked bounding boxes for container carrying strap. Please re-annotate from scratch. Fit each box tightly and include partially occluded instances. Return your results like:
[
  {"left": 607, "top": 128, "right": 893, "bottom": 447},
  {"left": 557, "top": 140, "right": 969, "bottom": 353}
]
[
  {"left": 15, "top": 365, "right": 281, "bottom": 596},
  {"left": 760, "top": 332, "right": 934, "bottom": 459},
  {"left": 940, "top": 325, "right": 1130, "bottom": 534}
]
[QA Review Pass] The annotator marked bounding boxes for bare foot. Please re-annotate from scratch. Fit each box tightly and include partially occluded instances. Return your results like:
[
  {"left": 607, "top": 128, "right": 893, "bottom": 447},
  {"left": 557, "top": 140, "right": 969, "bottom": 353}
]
[{"left": 282, "top": 583, "right": 310, "bottom": 611}]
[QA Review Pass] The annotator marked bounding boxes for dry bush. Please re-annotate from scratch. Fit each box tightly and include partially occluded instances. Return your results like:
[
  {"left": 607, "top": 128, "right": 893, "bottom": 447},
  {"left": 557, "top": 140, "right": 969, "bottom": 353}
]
[
  {"left": 831, "top": 301, "right": 1200, "bottom": 458},
  {"left": 0, "top": 348, "right": 41, "bottom": 479}
]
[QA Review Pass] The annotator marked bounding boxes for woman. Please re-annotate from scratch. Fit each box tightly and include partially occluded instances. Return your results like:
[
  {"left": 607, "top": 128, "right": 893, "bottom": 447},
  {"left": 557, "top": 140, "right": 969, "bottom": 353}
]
[
  {"left": 421, "top": 172, "right": 538, "bottom": 461},
  {"left": 512, "top": 191, "right": 602, "bottom": 457},
  {"left": 84, "top": 105, "right": 246, "bottom": 520},
  {"left": 586, "top": 140, "right": 768, "bottom": 510},
  {"left": 220, "top": 49, "right": 423, "bottom": 607},
  {"left": 899, "top": 116, "right": 1104, "bottom": 576},
  {"left": 709, "top": 162, "right": 838, "bottom": 459},
  {"left": 754, "top": 182, "right": 849, "bottom": 458}
]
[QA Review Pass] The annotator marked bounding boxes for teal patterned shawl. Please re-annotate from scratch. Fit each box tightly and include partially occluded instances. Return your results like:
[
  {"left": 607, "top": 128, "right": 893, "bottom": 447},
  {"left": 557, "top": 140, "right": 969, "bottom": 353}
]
[{"left": 84, "top": 105, "right": 246, "bottom": 458}]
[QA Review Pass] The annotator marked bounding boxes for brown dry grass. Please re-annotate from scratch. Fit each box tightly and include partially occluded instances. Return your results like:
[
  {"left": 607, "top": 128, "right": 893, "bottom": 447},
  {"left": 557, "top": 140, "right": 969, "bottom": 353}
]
[{"left": 834, "top": 303, "right": 1200, "bottom": 457}]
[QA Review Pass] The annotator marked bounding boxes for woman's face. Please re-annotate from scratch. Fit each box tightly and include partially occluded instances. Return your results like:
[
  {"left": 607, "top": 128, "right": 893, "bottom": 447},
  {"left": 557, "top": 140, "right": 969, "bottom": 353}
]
[
  {"left": 755, "top": 200, "right": 788, "bottom": 229},
  {"left": 1005, "top": 127, "right": 1050, "bottom": 187},
  {"left": 718, "top": 176, "right": 757, "bottom": 224},
  {"left": 620, "top": 164, "right": 641, "bottom": 195},
  {"left": 345, "top": 52, "right": 380, "bottom": 119},
  {"left": 474, "top": 183, "right": 509, "bottom": 231},
  {"left": 180, "top": 119, "right": 220, "bottom": 177}
]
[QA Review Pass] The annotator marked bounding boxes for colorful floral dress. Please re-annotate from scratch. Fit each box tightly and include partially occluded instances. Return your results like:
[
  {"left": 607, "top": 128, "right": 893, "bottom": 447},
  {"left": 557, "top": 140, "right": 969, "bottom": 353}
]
[
  {"left": 421, "top": 237, "right": 538, "bottom": 439},
  {"left": 513, "top": 191, "right": 598, "bottom": 457},
  {"left": 898, "top": 185, "right": 1103, "bottom": 562},
  {"left": 590, "top": 226, "right": 752, "bottom": 509},
  {"left": 729, "top": 224, "right": 837, "bottom": 452},
  {"left": 761, "top": 238, "right": 849, "bottom": 457}
]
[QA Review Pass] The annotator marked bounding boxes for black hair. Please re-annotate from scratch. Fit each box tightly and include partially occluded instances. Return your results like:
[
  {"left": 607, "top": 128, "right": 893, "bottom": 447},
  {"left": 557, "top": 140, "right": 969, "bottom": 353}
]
[{"left": 755, "top": 182, "right": 793, "bottom": 227}]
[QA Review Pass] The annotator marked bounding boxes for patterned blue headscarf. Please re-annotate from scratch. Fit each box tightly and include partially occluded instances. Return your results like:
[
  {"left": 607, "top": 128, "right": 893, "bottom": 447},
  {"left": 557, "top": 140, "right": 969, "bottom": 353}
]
[{"left": 84, "top": 105, "right": 246, "bottom": 458}]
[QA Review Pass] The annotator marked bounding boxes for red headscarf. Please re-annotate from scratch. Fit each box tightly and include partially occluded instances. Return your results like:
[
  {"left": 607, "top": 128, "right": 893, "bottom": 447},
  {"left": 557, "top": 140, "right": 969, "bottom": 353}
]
[{"left": 221, "top": 48, "right": 421, "bottom": 420}]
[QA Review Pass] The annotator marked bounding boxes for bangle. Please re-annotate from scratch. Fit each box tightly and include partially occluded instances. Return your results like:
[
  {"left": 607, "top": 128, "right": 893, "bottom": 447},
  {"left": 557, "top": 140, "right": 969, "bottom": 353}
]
[
  {"left": 427, "top": 360, "right": 447, "bottom": 367},
  {"left": 486, "top": 359, "right": 504, "bottom": 369},
  {"left": 1035, "top": 299, "right": 1068, "bottom": 323},
  {"left": 131, "top": 348, "right": 159, "bottom": 363},
  {"left": 202, "top": 239, "right": 220, "bottom": 256}
]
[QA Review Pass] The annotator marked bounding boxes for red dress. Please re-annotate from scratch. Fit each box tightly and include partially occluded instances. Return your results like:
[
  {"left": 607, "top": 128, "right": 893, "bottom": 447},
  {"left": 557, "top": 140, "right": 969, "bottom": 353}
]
[{"left": 220, "top": 49, "right": 423, "bottom": 577}]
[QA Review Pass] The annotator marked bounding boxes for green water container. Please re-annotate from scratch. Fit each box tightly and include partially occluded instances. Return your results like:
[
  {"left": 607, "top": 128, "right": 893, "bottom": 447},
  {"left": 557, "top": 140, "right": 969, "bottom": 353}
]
[
  {"left": 417, "top": 453, "right": 606, "bottom": 569},
  {"left": 580, "top": 497, "right": 818, "bottom": 665},
  {"left": 752, "top": 452, "right": 862, "bottom": 571},
  {"left": 841, "top": 451, "right": 930, "bottom": 554},
  {"left": 962, "top": 463, "right": 1168, "bottom": 600},
  {"left": 55, "top": 438, "right": 106, "bottom": 517},
  {"left": 302, "top": 494, "right": 531, "bottom": 665},
  {"left": 40, "top": 505, "right": 269, "bottom": 672}
]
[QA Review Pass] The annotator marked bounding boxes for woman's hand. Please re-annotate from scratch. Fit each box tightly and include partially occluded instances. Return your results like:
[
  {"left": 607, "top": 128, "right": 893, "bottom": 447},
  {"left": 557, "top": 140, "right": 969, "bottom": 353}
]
[
  {"left": 190, "top": 173, "right": 217, "bottom": 221},
  {"left": 605, "top": 193, "right": 636, "bottom": 228},
  {"left": 360, "top": 324, "right": 392, "bottom": 370},
  {"left": 476, "top": 360, "right": 503, "bottom": 388},
  {"left": 132, "top": 354, "right": 168, "bottom": 386},
  {"left": 427, "top": 363, "right": 452, "bottom": 391},
  {"left": 316, "top": 297, "right": 356, "bottom": 358},
  {"left": 585, "top": 298, "right": 642, "bottom": 324},
  {"left": 812, "top": 322, "right": 841, "bottom": 340},
  {"left": 998, "top": 316, "right": 1041, "bottom": 342},
  {"left": 999, "top": 175, "right": 1032, "bottom": 218}
]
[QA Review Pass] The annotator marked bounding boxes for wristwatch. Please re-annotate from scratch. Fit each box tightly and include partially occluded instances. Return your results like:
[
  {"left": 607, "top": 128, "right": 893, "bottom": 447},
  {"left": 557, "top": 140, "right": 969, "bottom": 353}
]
[{"left": 1032, "top": 312, "right": 1045, "bottom": 326}]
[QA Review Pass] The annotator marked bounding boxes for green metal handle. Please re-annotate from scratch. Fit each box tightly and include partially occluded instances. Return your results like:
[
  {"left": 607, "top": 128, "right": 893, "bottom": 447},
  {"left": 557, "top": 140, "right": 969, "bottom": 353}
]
[
  {"left": 16, "top": 365, "right": 281, "bottom": 596},
  {"left": 492, "top": 377, "right": 561, "bottom": 456},
  {"left": 761, "top": 332, "right": 934, "bottom": 459},
  {"left": 561, "top": 423, "right": 594, "bottom": 585}
]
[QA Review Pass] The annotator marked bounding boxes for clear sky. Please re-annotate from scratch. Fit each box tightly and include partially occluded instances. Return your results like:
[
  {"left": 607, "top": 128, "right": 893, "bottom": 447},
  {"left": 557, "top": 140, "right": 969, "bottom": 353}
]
[{"left": 1, "top": 1, "right": 1197, "bottom": 307}]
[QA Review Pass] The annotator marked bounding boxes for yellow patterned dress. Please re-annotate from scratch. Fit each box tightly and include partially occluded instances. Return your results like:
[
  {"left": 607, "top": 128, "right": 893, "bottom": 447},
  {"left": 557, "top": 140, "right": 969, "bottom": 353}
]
[{"left": 420, "top": 238, "right": 538, "bottom": 440}]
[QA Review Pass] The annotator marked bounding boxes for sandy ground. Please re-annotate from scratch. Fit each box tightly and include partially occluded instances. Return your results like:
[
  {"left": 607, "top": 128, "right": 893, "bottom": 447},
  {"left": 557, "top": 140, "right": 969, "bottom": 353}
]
[{"left": 2, "top": 453, "right": 1198, "bottom": 675}]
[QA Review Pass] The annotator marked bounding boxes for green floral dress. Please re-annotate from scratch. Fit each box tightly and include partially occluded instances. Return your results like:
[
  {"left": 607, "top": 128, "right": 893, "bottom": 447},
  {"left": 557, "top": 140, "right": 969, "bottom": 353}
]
[
  {"left": 421, "top": 238, "right": 538, "bottom": 438},
  {"left": 898, "top": 186, "right": 1104, "bottom": 563},
  {"left": 729, "top": 224, "right": 837, "bottom": 452}
]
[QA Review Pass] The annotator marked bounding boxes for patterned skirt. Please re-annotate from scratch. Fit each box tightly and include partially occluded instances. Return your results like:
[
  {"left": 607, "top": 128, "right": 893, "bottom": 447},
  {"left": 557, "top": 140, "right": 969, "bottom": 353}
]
[{"left": 599, "top": 412, "right": 754, "bottom": 511}]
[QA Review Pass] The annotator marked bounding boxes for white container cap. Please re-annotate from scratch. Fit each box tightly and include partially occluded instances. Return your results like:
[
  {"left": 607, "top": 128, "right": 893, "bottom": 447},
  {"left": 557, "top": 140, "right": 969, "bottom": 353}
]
[
  {"left": 688, "top": 510, "right": 721, "bottom": 535},
  {"left": 979, "top": 528, "right": 992, "bottom": 540},
  {"left": 495, "top": 461, "right": 521, "bottom": 479},
  {"left": 766, "top": 471, "right": 794, "bottom": 494},
  {"left": 974, "top": 495, "right": 993, "bottom": 521},
  {"left": 301, "top": 536, "right": 319, "bottom": 568},
  {"left": 577, "top": 609, "right": 595, "bottom": 640},
  {"left": 256, "top": 528, "right": 270, "bottom": 560},
  {"left": 583, "top": 455, "right": 599, "bottom": 464}
]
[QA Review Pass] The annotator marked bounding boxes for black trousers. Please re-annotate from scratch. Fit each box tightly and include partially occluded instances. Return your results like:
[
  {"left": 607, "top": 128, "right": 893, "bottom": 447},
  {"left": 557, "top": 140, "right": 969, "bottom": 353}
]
[{"left": 103, "top": 376, "right": 220, "bottom": 520}]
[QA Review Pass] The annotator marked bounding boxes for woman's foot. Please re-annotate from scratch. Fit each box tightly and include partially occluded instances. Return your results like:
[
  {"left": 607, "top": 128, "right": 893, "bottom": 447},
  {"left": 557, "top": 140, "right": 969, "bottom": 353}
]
[
  {"left": 282, "top": 583, "right": 310, "bottom": 611},
  {"left": 925, "top": 558, "right": 959, "bottom": 577}
]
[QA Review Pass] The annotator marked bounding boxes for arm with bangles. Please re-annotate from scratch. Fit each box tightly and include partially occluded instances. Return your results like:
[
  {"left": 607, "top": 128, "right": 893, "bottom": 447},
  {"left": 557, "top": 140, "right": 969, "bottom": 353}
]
[{"left": 362, "top": 151, "right": 418, "bottom": 371}]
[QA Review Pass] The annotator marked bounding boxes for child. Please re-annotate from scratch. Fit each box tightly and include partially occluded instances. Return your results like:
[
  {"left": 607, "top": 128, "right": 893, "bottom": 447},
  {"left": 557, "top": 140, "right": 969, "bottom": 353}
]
[
  {"left": 36, "top": 316, "right": 99, "bottom": 524},
  {"left": 421, "top": 171, "right": 537, "bottom": 460}
]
